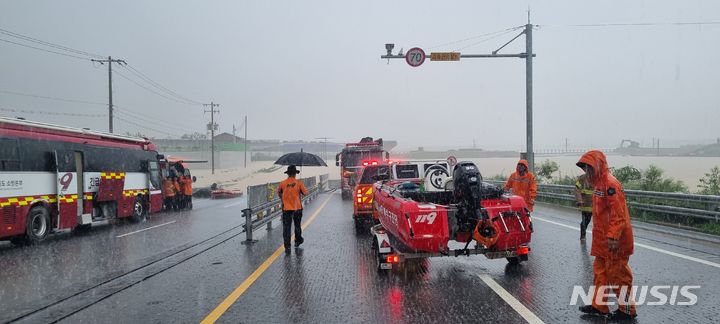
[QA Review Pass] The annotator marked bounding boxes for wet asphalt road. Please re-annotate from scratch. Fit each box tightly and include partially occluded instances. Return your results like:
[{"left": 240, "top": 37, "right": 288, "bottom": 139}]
[{"left": 2, "top": 192, "right": 720, "bottom": 323}]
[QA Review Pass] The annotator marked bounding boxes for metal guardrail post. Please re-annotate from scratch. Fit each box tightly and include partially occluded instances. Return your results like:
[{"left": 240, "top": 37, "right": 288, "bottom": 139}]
[{"left": 241, "top": 207, "right": 257, "bottom": 245}]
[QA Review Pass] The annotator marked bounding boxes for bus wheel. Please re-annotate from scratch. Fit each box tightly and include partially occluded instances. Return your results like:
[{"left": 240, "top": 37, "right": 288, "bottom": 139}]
[
  {"left": 130, "top": 197, "right": 147, "bottom": 223},
  {"left": 26, "top": 206, "right": 50, "bottom": 243}
]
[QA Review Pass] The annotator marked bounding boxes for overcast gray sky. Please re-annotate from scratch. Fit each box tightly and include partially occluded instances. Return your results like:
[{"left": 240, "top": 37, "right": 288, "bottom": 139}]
[{"left": 1, "top": 0, "right": 718, "bottom": 151}]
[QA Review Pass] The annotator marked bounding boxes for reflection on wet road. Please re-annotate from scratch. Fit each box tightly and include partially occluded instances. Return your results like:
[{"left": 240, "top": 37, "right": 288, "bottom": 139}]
[{"left": 2, "top": 193, "right": 719, "bottom": 323}]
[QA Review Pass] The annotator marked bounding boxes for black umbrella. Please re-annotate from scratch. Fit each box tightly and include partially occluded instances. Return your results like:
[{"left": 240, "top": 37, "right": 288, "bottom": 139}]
[{"left": 274, "top": 149, "right": 327, "bottom": 167}]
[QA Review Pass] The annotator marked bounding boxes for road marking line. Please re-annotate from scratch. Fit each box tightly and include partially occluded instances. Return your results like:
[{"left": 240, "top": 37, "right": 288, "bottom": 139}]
[
  {"left": 223, "top": 201, "right": 245, "bottom": 208},
  {"left": 533, "top": 216, "right": 720, "bottom": 269},
  {"left": 478, "top": 273, "right": 545, "bottom": 324},
  {"left": 115, "top": 221, "right": 176, "bottom": 238},
  {"left": 200, "top": 194, "right": 334, "bottom": 324}
]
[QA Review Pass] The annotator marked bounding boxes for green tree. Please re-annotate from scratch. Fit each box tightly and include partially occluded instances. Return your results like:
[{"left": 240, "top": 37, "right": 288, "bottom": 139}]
[
  {"left": 611, "top": 165, "right": 642, "bottom": 185},
  {"left": 698, "top": 166, "right": 720, "bottom": 195},
  {"left": 638, "top": 165, "right": 687, "bottom": 192},
  {"left": 536, "top": 159, "right": 559, "bottom": 182}
]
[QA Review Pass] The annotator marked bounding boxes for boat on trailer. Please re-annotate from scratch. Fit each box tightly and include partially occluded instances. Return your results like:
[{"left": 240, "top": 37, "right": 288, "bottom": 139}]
[{"left": 370, "top": 161, "right": 532, "bottom": 271}]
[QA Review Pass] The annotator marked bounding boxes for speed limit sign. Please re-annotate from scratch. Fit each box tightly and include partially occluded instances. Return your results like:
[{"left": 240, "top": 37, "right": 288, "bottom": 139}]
[{"left": 405, "top": 47, "right": 426, "bottom": 67}]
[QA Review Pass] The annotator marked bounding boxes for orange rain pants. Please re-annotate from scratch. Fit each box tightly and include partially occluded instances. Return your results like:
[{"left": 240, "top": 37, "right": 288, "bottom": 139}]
[{"left": 591, "top": 256, "right": 637, "bottom": 315}]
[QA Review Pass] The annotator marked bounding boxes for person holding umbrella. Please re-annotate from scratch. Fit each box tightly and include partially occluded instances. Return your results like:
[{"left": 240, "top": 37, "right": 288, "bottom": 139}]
[{"left": 278, "top": 165, "right": 309, "bottom": 253}]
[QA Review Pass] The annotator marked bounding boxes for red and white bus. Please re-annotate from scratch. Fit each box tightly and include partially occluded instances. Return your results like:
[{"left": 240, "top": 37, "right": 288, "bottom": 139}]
[{"left": 0, "top": 117, "right": 165, "bottom": 244}]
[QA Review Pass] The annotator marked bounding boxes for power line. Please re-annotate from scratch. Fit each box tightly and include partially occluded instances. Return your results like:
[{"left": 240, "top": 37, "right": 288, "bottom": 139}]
[
  {"left": 114, "top": 69, "right": 197, "bottom": 105},
  {"left": 121, "top": 64, "right": 202, "bottom": 105},
  {"left": 115, "top": 115, "right": 180, "bottom": 138},
  {"left": 0, "top": 37, "right": 91, "bottom": 61},
  {"left": 114, "top": 108, "right": 197, "bottom": 133},
  {"left": 0, "top": 106, "right": 106, "bottom": 117},
  {"left": 455, "top": 27, "right": 523, "bottom": 52},
  {"left": 427, "top": 26, "right": 524, "bottom": 50},
  {"left": 539, "top": 21, "right": 720, "bottom": 28},
  {"left": 0, "top": 89, "right": 106, "bottom": 106},
  {"left": 0, "top": 27, "right": 104, "bottom": 58}
]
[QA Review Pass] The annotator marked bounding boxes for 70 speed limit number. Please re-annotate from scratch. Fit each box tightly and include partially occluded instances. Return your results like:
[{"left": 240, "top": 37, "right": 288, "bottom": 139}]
[{"left": 405, "top": 47, "right": 426, "bottom": 67}]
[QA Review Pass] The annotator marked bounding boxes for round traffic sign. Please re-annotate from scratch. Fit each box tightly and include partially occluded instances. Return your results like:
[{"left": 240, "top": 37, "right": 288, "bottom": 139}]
[{"left": 405, "top": 47, "right": 426, "bottom": 67}]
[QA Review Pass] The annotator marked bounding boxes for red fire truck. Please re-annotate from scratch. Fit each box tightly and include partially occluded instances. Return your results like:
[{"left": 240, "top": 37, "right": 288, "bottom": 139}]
[
  {"left": 0, "top": 117, "right": 166, "bottom": 244},
  {"left": 335, "top": 137, "right": 388, "bottom": 199}
]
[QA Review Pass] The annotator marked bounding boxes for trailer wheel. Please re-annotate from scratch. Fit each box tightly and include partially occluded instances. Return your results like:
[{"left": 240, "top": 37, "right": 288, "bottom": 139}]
[
  {"left": 130, "top": 196, "right": 147, "bottom": 223},
  {"left": 506, "top": 257, "right": 520, "bottom": 265},
  {"left": 25, "top": 205, "right": 50, "bottom": 243}
]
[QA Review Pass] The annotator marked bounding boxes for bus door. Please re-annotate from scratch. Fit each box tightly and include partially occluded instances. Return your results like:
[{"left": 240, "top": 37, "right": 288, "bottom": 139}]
[
  {"left": 147, "top": 159, "right": 163, "bottom": 213},
  {"left": 55, "top": 150, "right": 83, "bottom": 229}
]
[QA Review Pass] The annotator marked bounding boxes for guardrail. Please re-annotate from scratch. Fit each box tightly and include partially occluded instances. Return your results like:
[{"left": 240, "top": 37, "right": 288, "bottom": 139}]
[{"left": 485, "top": 180, "right": 720, "bottom": 222}]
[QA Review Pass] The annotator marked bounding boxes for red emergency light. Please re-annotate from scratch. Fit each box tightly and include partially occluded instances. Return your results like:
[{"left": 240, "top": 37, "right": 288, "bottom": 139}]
[
  {"left": 517, "top": 246, "right": 529, "bottom": 255},
  {"left": 386, "top": 255, "right": 399, "bottom": 263}
]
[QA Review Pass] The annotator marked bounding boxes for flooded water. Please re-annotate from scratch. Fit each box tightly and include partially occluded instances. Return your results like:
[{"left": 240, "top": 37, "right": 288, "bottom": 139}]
[{"left": 464, "top": 155, "right": 720, "bottom": 190}]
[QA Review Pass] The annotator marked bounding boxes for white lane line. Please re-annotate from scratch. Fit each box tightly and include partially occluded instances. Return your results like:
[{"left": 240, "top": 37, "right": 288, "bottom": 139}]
[
  {"left": 115, "top": 221, "right": 176, "bottom": 238},
  {"left": 533, "top": 216, "right": 720, "bottom": 269},
  {"left": 223, "top": 201, "right": 245, "bottom": 208},
  {"left": 478, "top": 273, "right": 545, "bottom": 324}
]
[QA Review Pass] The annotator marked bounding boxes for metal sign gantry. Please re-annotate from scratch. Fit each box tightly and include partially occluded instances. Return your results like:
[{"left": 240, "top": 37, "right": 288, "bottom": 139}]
[{"left": 381, "top": 23, "right": 537, "bottom": 172}]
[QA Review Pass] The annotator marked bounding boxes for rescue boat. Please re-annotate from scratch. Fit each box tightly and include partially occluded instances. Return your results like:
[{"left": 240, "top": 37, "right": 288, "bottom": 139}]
[{"left": 372, "top": 161, "right": 532, "bottom": 262}]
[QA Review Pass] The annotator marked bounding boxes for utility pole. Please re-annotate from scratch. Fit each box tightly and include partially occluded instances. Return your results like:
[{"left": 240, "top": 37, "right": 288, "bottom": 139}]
[
  {"left": 525, "top": 21, "right": 534, "bottom": 172},
  {"left": 244, "top": 115, "right": 248, "bottom": 168},
  {"left": 315, "top": 137, "right": 333, "bottom": 161},
  {"left": 91, "top": 56, "right": 126, "bottom": 133},
  {"left": 381, "top": 22, "right": 536, "bottom": 171},
  {"left": 203, "top": 102, "right": 220, "bottom": 174}
]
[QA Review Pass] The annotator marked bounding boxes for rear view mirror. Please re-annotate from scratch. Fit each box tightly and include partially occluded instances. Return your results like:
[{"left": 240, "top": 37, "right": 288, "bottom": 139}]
[{"left": 192, "top": 176, "right": 197, "bottom": 182}]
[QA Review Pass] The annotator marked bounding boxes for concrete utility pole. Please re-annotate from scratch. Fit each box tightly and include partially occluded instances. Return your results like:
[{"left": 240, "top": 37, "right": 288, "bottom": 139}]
[
  {"left": 91, "top": 56, "right": 126, "bottom": 133},
  {"left": 381, "top": 22, "right": 536, "bottom": 171},
  {"left": 203, "top": 102, "right": 220, "bottom": 174}
]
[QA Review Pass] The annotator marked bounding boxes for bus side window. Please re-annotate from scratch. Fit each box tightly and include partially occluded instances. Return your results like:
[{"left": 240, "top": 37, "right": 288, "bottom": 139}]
[
  {"left": 0, "top": 139, "right": 20, "bottom": 171},
  {"left": 148, "top": 160, "right": 161, "bottom": 189}
]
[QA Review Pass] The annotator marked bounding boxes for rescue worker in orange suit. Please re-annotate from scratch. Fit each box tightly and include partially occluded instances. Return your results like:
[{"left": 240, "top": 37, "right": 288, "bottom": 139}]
[
  {"left": 577, "top": 150, "right": 637, "bottom": 320},
  {"left": 575, "top": 173, "right": 593, "bottom": 241},
  {"left": 503, "top": 159, "right": 538, "bottom": 212},
  {"left": 179, "top": 173, "right": 193, "bottom": 210},
  {"left": 172, "top": 176, "right": 181, "bottom": 210},
  {"left": 162, "top": 177, "right": 176, "bottom": 210},
  {"left": 277, "top": 165, "right": 308, "bottom": 253}
]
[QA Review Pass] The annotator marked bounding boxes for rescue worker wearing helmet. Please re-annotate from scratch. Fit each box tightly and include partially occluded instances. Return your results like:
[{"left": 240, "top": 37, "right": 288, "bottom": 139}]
[
  {"left": 503, "top": 159, "right": 538, "bottom": 212},
  {"left": 576, "top": 150, "right": 637, "bottom": 320}
]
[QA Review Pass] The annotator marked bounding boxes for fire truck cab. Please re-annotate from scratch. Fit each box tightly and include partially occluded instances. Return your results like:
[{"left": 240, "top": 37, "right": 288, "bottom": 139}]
[{"left": 335, "top": 137, "right": 388, "bottom": 200}]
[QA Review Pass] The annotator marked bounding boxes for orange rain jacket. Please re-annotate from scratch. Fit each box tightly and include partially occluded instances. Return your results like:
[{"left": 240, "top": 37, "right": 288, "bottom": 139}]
[
  {"left": 278, "top": 177, "right": 309, "bottom": 211},
  {"left": 577, "top": 150, "right": 634, "bottom": 259},
  {"left": 503, "top": 159, "right": 538, "bottom": 211},
  {"left": 162, "top": 179, "right": 176, "bottom": 197},
  {"left": 179, "top": 176, "right": 193, "bottom": 196}
]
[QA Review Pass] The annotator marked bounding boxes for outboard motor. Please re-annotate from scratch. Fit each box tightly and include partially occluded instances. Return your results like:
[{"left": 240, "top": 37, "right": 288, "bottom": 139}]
[
  {"left": 452, "top": 162, "right": 485, "bottom": 232},
  {"left": 452, "top": 162, "right": 499, "bottom": 249}
]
